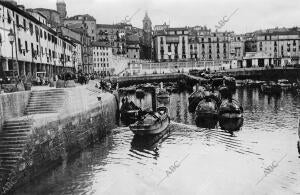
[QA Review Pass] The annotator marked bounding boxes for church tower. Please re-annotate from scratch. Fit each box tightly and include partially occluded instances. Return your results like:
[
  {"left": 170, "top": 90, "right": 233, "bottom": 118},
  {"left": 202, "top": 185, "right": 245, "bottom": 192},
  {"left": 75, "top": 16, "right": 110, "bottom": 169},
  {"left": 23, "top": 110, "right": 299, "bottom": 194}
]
[
  {"left": 142, "top": 12, "right": 152, "bottom": 59},
  {"left": 143, "top": 11, "right": 152, "bottom": 46},
  {"left": 56, "top": 0, "right": 67, "bottom": 23}
]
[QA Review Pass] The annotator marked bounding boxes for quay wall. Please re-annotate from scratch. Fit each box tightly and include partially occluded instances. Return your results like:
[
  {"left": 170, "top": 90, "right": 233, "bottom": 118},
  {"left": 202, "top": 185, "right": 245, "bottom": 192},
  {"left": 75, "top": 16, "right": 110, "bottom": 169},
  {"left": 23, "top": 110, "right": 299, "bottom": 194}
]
[
  {"left": 219, "top": 67, "right": 300, "bottom": 80},
  {"left": 0, "top": 91, "right": 31, "bottom": 132},
  {"left": 2, "top": 87, "right": 119, "bottom": 194}
]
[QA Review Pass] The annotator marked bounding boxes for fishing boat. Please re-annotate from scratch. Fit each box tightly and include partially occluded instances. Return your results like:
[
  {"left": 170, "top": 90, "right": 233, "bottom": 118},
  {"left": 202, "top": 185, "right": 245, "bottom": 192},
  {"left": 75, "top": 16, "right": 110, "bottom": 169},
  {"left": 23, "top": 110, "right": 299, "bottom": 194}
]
[
  {"left": 278, "top": 79, "right": 292, "bottom": 90},
  {"left": 120, "top": 98, "right": 141, "bottom": 126},
  {"left": 219, "top": 85, "right": 232, "bottom": 100},
  {"left": 219, "top": 99, "right": 244, "bottom": 131},
  {"left": 142, "top": 83, "right": 155, "bottom": 92},
  {"left": 136, "top": 88, "right": 145, "bottom": 99},
  {"left": 157, "top": 88, "right": 170, "bottom": 99},
  {"left": 129, "top": 107, "right": 170, "bottom": 136},
  {"left": 119, "top": 86, "right": 136, "bottom": 94},
  {"left": 195, "top": 97, "right": 219, "bottom": 128},
  {"left": 188, "top": 88, "right": 205, "bottom": 112},
  {"left": 261, "top": 82, "right": 281, "bottom": 95}
]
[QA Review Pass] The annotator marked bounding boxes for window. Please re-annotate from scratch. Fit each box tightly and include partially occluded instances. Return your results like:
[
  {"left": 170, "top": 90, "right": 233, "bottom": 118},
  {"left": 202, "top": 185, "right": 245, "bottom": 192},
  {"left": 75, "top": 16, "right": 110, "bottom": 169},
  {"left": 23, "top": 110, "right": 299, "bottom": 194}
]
[
  {"left": 29, "top": 23, "right": 33, "bottom": 35},
  {"left": 18, "top": 38, "right": 21, "bottom": 53},
  {"left": 7, "top": 10, "right": 11, "bottom": 24},
  {"left": 23, "top": 19, "right": 26, "bottom": 29},
  {"left": 16, "top": 14, "right": 19, "bottom": 26},
  {"left": 25, "top": 41, "right": 28, "bottom": 52},
  {"left": 40, "top": 29, "right": 43, "bottom": 38},
  {"left": 44, "top": 31, "right": 47, "bottom": 40}
]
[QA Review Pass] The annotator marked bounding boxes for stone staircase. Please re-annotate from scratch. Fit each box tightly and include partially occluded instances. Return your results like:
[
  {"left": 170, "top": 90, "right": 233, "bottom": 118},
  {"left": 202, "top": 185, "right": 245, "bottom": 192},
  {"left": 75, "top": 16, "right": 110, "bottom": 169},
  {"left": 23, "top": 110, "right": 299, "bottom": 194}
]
[
  {"left": 25, "top": 89, "right": 66, "bottom": 115},
  {"left": 0, "top": 89, "right": 68, "bottom": 192},
  {"left": 0, "top": 119, "right": 33, "bottom": 182}
]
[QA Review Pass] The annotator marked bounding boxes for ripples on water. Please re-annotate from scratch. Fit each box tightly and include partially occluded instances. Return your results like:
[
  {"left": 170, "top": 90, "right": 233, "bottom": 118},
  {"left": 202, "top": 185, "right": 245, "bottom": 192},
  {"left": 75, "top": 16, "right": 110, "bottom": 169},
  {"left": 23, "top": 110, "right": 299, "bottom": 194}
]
[{"left": 14, "top": 88, "right": 300, "bottom": 195}]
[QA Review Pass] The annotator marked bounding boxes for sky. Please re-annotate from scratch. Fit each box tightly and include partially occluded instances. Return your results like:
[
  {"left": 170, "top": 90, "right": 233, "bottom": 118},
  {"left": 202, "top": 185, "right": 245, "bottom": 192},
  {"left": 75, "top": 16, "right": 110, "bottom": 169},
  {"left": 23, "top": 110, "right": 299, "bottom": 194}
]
[{"left": 17, "top": 0, "right": 300, "bottom": 34}]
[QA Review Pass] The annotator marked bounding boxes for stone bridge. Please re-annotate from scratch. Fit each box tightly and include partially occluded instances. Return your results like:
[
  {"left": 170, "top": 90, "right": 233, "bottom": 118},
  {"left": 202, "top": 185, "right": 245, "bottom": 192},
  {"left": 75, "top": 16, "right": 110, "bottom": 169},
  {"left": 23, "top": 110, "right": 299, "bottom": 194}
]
[{"left": 115, "top": 73, "right": 206, "bottom": 87}]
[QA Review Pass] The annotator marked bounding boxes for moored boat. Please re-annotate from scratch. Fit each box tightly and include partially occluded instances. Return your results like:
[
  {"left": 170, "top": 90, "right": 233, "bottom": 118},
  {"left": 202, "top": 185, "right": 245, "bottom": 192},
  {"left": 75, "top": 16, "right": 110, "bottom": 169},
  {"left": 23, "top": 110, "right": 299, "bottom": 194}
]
[
  {"left": 157, "top": 89, "right": 170, "bottom": 99},
  {"left": 278, "top": 79, "right": 292, "bottom": 90},
  {"left": 119, "top": 86, "right": 136, "bottom": 94},
  {"left": 219, "top": 99, "right": 244, "bottom": 131},
  {"left": 129, "top": 107, "right": 170, "bottom": 136},
  {"left": 261, "top": 82, "right": 281, "bottom": 95},
  {"left": 195, "top": 97, "right": 219, "bottom": 128},
  {"left": 136, "top": 88, "right": 145, "bottom": 99},
  {"left": 142, "top": 83, "right": 155, "bottom": 92}
]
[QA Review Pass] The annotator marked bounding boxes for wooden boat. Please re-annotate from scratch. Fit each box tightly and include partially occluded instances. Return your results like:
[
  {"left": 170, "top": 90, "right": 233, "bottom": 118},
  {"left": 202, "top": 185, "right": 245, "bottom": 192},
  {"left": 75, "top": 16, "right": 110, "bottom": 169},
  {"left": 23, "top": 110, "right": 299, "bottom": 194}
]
[
  {"left": 129, "top": 107, "right": 170, "bottom": 136},
  {"left": 120, "top": 98, "right": 141, "bottom": 126},
  {"left": 219, "top": 85, "right": 232, "bottom": 100},
  {"left": 195, "top": 98, "right": 219, "bottom": 119},
  {"left": 188, "top": 89, "right": 205, "bottom": 112},
  {"left": 195, "top": 97, "right": 219, "bottom": 128},
  {"left": 219, "top": 99, "right": 244, "bottom": 131},
  {"left": 157, "top": 89, "right": 170, "bottom": 99},
  {"left": 261, "top": 82, "right": 281, "bottom": 95},
  {"left": 119, "top": 86, "right": 136, "bottom": 94},
  {"left": 278, "top": 79, "right": 292, "bottom": 90},
  {"left": 136, "top": 88, "right": 145, "bottom": 99},
  {"left": 142, "top": 83, "right": 155, "bottom": 92}
]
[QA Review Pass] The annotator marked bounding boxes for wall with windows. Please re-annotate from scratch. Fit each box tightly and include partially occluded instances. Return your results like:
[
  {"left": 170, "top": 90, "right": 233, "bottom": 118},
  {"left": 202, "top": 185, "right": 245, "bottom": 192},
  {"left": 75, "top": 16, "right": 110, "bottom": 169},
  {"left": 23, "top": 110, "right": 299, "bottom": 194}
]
[
  {"left": 92, "top": 45, "right": 112, "bottom": 74},
  {"left": 0, "top": 2, "right": 75, "bottom": 74}
]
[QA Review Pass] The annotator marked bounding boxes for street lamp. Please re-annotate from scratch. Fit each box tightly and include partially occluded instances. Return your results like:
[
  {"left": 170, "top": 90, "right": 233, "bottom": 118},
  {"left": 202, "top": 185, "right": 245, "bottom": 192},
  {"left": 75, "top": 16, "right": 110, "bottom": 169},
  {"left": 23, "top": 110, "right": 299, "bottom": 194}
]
[{"left": 8, "top": 29, "right": 15, "bottom": 77}]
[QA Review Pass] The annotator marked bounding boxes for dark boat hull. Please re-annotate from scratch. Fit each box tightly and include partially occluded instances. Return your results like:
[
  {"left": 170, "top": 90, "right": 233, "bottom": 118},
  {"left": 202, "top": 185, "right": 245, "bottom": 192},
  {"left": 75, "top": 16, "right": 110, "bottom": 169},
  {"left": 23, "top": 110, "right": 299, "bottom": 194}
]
[
  {"left": 219, "top": 116, "right": 244, "bottom": 132},
  {"left": 195, "top": 113, "right": 218, "bottom": 129},
  {"left": 130, "top": 107, "right": 170, "bottom": 136},
  {"left": 130, "top": 117, "right": 170, "bottom": 136}
]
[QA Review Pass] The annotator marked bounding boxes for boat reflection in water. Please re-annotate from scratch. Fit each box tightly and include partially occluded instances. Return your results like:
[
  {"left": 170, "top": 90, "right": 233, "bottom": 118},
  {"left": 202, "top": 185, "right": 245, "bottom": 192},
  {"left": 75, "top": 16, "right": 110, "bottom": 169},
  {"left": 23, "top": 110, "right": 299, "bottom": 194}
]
[{"left": 130, "top": 128, "right": 171, "bottom": 160}]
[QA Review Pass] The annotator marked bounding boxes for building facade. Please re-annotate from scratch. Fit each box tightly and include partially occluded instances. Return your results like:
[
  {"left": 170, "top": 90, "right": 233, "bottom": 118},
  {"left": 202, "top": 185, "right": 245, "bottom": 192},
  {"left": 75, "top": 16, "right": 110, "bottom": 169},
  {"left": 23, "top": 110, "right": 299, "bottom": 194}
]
[
  {"left": 64, "top": 14, "right": 96, "bottom": 42},
  {"left": 153, "top": 27, "right": 190, "bottom": 62},
  {"left": 0, "top": 1, "right": 75, "bottom": 79},
  {"left": 92, "top": 42, "right": 112, "bottom": 75}
]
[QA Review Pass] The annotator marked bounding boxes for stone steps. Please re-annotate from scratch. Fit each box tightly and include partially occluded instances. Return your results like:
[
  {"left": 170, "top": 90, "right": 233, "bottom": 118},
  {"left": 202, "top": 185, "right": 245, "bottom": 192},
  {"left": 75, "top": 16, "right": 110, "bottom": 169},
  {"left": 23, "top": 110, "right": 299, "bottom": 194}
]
[
  {"left": 3, "top": 125, "right": 31, "bottom": 129},
  {"left": 0, "top": 136, "right": 28, "bottom": 141},
  {"left": 25, "top": 89, "right": 67, "bottom": 115},
  {"left": 25, "top": 111, "right": 57, "bottom": 115}
]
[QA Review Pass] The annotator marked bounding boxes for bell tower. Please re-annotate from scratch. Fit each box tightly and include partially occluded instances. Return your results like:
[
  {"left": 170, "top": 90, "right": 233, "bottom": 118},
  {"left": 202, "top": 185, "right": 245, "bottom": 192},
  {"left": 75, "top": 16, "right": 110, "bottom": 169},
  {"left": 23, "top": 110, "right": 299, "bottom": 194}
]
[
  {"left": 143, "top": 11, "right": 152, "bottom": 46},
  {"left": 56, "top": 0, "right": 67, "bottom": 23}
]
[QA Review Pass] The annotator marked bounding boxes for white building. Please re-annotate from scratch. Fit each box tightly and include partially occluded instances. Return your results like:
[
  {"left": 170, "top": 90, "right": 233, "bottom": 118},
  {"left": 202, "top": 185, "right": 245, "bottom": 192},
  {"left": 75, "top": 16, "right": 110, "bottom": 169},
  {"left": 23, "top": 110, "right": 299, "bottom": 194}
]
[
  {"left": 92, "top": 42, "right": 112, "bottom": 75},
  {"left": 0, "top": 1, "right": 76, "bottom": 79}
]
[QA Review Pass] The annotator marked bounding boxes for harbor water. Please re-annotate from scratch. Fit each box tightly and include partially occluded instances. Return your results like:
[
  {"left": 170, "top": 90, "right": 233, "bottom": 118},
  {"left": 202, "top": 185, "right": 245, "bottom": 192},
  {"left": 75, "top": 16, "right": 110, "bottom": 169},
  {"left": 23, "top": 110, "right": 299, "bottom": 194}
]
[{"left": 14, "top": 88, "right": 300, "bottom": 195}]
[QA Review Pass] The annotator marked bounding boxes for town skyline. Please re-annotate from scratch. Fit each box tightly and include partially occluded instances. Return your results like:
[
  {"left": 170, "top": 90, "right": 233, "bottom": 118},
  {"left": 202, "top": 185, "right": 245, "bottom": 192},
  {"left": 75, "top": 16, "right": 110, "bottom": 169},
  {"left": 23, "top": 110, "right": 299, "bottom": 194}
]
[{"left": 19, "top": 0, "right": 300, "bottom": 34}]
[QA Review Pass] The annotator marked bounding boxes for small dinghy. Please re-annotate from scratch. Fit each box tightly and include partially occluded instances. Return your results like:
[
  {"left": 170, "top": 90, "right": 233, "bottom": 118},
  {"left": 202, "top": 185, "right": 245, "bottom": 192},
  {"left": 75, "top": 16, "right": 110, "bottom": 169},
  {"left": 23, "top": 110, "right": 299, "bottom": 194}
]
[
  {"left": 219, "top": 99, "right": 244, "bottom": 131},
  {"left": 129, "top": 107, "right": 170, "bottom": 136},
  {"left": 120, "top": 97, "right": 141, "bottom": 126}
]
